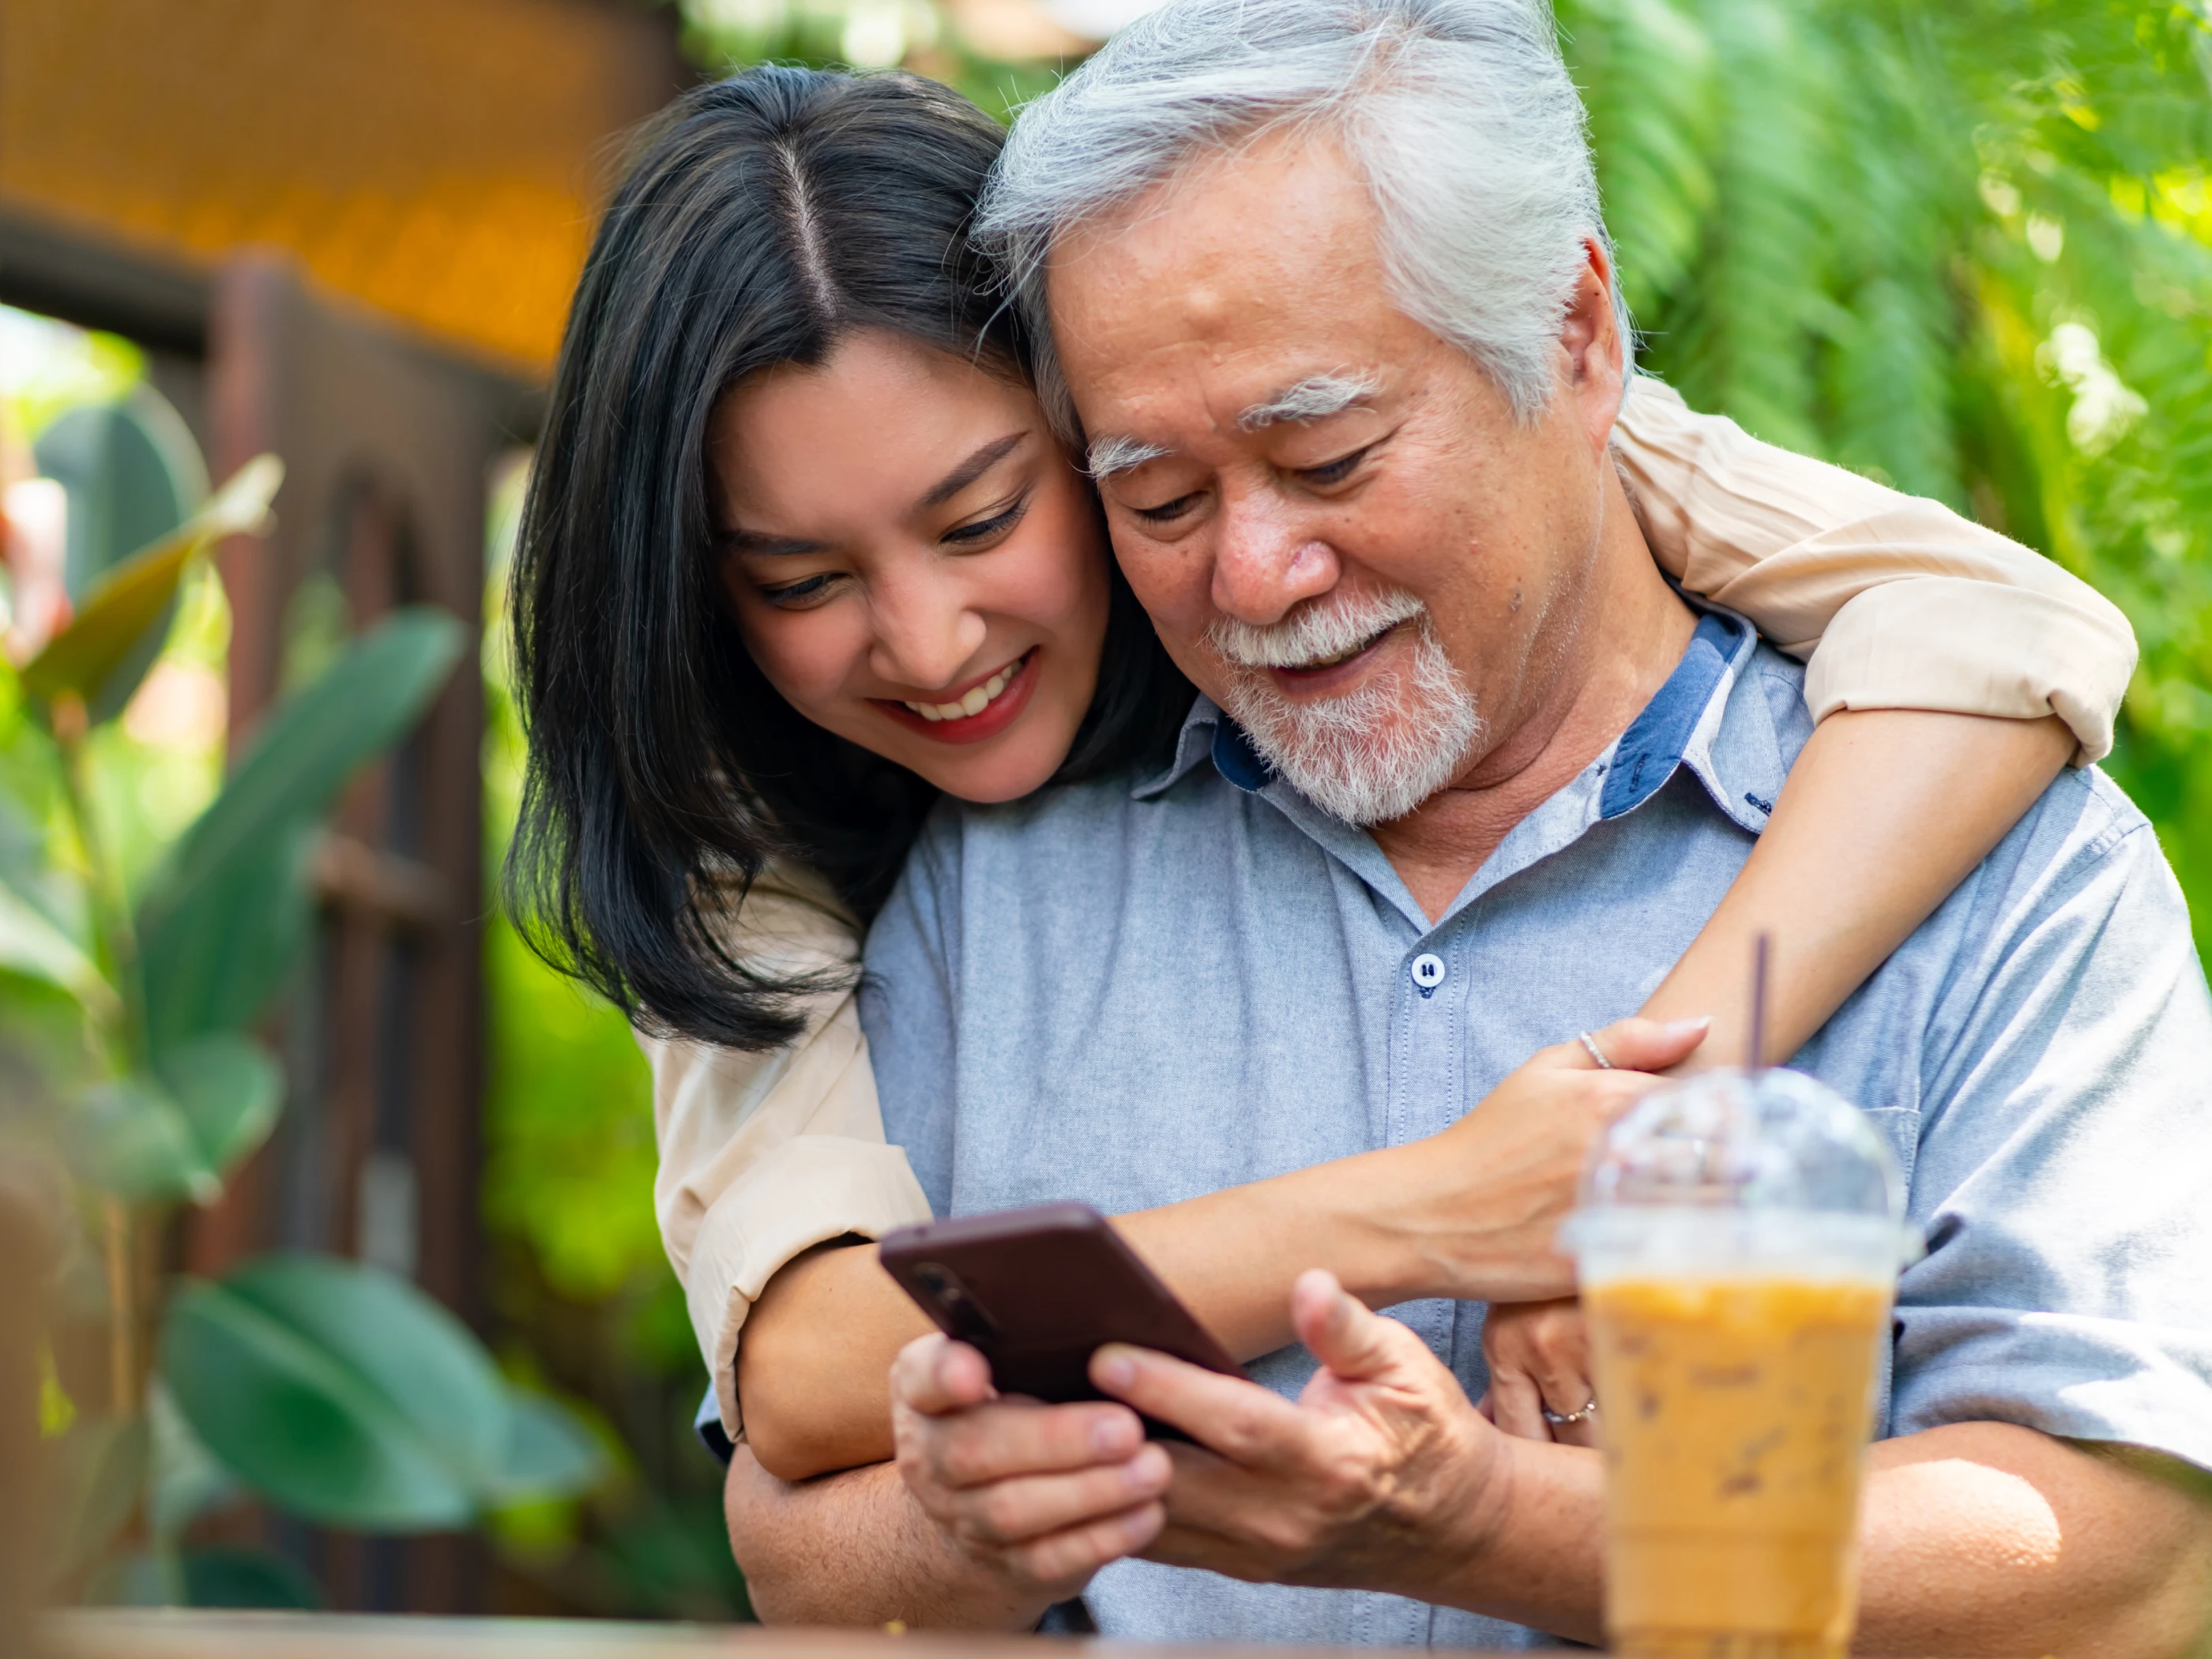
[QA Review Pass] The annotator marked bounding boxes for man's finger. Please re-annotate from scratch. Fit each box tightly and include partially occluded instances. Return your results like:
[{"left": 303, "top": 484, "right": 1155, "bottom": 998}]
[
  {"left": 890, "top": 1331, "right": 995, "bottom": 1416},
  {"left": 943, "top": 1443, "right": 1172, "bottom": 1545},
  {"left": 913, "top": 1395, "right": 1146, "bottom": 1490},
  {"left": 1091, "top": 1344, "right": 1307, "bottom": 1468},
  {"left": 1291, "top": 1268, "right": 1417, "bottom": 1382},
  {"left": 1006, "top": 1499, "right": 1166, "bottom": 1588}
]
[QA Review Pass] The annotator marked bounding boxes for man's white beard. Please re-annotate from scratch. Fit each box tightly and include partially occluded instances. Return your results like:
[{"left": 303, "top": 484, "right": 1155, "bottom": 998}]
[{"left": 1206, "top": 588, "right": 1483, "bottom": 826}]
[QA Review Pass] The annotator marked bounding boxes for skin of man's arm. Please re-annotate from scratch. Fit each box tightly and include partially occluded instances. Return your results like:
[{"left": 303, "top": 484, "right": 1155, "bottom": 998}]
[{"left": 736, "top": 705, "right": 2073, "bottom": 1480}]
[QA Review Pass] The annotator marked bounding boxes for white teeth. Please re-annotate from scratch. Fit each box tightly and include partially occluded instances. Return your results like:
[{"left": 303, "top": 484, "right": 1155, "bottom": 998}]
[
  {"left": 1292, "top": 634, "right": 1384, "bottom": 672},
  {"left": 903, "top": 655, "right": 1025, "bottom": 722}
]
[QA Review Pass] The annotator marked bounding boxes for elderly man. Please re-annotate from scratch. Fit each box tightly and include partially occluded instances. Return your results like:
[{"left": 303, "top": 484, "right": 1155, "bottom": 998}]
[{"left": 724, "top": 1, "right": 2212, "bottom": 1650}]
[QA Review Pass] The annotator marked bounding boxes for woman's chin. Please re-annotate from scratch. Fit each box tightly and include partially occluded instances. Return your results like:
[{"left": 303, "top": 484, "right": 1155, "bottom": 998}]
[
  {"left": 894, "top": 723, "right": 1072, "bottom": 804},
  {"left": 920, "top": 750, "right": 1065, "bottom": 804}
]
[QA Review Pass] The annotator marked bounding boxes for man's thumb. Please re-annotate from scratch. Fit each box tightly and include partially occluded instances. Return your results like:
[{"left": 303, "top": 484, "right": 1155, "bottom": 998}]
[{"left": 1292, "top": 1268, "right": 1402, "bottom": 1381}]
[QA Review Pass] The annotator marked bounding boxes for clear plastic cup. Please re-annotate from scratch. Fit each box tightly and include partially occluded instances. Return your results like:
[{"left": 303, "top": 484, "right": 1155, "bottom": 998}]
[{"left": 1559, "top": 1068, "right": 1918, "bottom": 1659}]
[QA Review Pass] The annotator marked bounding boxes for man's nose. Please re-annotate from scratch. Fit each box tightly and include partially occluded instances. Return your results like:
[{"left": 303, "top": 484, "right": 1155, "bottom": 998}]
[
  {"left": 867, "top": 580, "right": 988, "bottom": 692},
  {"left": 1209, "top": 495, "right": 1342, "bottom": 625}
]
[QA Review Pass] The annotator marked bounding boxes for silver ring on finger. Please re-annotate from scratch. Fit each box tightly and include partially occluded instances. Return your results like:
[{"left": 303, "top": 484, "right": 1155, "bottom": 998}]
[
  {"left": 1577, "top": 1032, "right": 1613, "bottom": 1070},
  {"left": 1540, "top": 1398, "right": 1600, "bottom": 1427}
]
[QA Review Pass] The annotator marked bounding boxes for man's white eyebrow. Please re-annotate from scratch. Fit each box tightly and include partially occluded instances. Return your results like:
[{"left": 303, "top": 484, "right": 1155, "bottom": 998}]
[
  {"left": 1237, "top": 373, "right": 1383, "bottom": 433},
  {"left": 1086, "top": 434, "right": 1173, "bottom": 480}
]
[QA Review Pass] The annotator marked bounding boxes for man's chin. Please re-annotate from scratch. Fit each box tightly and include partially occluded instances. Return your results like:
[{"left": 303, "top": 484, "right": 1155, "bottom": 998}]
[{"left": 1238, "top": 711, "right": 1480, "bottom": 826}]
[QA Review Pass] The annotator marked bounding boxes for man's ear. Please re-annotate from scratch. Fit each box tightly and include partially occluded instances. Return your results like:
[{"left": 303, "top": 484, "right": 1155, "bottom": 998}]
[{"left": 1558, "top": 237, "right": 1627, "bottom": 460}]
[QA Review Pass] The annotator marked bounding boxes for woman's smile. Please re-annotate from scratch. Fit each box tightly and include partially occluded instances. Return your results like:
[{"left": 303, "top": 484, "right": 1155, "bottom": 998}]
[{"left": 872, "top": 647, "right": 1041, "bottom": 743}]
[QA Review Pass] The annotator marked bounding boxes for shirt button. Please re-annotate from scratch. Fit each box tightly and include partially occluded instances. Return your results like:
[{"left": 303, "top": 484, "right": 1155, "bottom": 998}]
[{"left": 1409, "top": 953, "right": 1446, "bottom": 994}]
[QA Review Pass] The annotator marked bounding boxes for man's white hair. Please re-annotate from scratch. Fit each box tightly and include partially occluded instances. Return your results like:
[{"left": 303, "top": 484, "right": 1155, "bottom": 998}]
[{"left": 976, "top": 0, "right": 1631, "bottom": 440}]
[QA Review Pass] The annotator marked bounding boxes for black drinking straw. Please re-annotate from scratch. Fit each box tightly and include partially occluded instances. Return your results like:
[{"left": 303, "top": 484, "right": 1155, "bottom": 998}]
[{"left": 1747, "top": 931, "right": 1772, "bottom": 1074}]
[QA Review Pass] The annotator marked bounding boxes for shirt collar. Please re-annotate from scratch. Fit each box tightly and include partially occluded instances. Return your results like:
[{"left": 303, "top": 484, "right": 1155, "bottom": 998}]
[
  {"left": 1134, "top": 605, "right": 1778, "bottom": 823},
  {"left": 1132, "top": 692, "right": 1262, "bottom": 799}
]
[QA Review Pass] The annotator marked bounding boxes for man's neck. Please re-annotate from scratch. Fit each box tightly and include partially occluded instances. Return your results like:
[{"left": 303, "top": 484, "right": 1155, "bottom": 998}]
[{"left": 1371, "top": 472, "right": 1698, "bottom": 924}]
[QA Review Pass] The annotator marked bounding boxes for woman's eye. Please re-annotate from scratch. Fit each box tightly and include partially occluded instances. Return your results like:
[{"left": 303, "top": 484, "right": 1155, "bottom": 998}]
[
  {"left": 1297, "top": 446, "right": 1371, "bottom": 488},
  {"left": 760, "top": 573, "right": 843, "bottom": 609},
  {"left": 942, "top": 497, "right": 1029, "bottom": 547}
]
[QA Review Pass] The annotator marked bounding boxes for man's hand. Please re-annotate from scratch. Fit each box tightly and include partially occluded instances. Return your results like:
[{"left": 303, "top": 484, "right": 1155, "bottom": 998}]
[
  {"left": 1405, "top": 1015, "right": 1709, "bottom": 1304},
  {"left": 890, "top": 1330, "right": 1170, "bottom": 1602},
  {"left": 1093, "top": 1269, "right": 1511, "bottom": 1597},
  {"left": 1480, "top": 1298, "right": 1598, "bottom": 1449}
]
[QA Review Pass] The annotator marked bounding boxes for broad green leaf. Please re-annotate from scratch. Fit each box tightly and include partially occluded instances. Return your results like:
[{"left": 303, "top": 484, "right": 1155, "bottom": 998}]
[
  {"left": 486, "top": 1392, "right": 604, "bottom": 1503},
  {"left": 161, "top": 1266, "right": 474, "bottom": 1532},
  {"left": 21, "top": 455, "right": 280, "bottom": 717},
  {"left": 162, "top": 1254, "right": 599, "bottom": 1531},
  {"left": 156, "top": 1031, "right": 283, "bottom": 1179},
  {"left": 66, "top": 1074, "right": 215, "bottom": 1202},
  {"left": 134, "top": 821, "right": 312, "bottom": 1062},
  {"left": 149, "top": 1382, "right": 239, "bottom": 1544},
  {"left": 32, "top": 386, "right": 208, "bottom": 599},
  {"left": 152, "top": 607, "right": 464, "bottom": 897},
  {"left": 135, "top": 608, "right": 464, "bottom": 1059},
  {"left": 0, "top": 877, "right": 114, "bottom": 1018},
  {"left": 32, "top": 390, "right": 209, "bottom": 722}
]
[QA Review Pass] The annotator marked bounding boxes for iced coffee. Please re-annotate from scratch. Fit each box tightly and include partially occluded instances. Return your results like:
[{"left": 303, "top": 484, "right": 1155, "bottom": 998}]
[{"left": 1563, "top": 1070, "right": 1914, "bottom": 1659}]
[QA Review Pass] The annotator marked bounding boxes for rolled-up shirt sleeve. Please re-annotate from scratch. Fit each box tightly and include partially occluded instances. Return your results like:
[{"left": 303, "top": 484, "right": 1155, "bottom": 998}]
[
  {"left": 643, "top": 873, "right": 931, "bottom": 1441},
  {"left": 1614, "top": 375, "right": 2137, "bottom": 763},
  {"left": 1886, "top": 781, "right": 2212, "bottom": 1472}
]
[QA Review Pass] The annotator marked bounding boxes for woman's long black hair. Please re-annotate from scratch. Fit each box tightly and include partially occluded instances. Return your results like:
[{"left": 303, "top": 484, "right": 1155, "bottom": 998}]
[{"left": 506, "top": 68, "right": 1191, "bottom": 1051}]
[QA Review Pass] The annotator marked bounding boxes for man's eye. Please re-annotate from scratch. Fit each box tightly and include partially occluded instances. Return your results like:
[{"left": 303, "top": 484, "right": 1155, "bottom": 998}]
[
  {"left": 1131, "top": 491, "right": 1202, "bottom": 524},
  {"left": 760, "top": 573, "right": 842, "bottom": 609},
  {"left": 943, "top": 497, "right": 1029, "bottom": 547},
  {"left": 1297, "top": 446, "right": 1371, "bottom": 488}
]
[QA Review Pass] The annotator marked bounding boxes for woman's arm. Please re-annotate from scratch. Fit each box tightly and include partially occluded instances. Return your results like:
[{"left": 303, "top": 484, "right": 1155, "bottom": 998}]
[
  {"left": 740, "top": 1017, "right": 1704, "bottom": 1480},
  {"left": 1638, "top": 707, "right": 2073, "bottom": 1066},
  {"left": 644, "top": 869, "right": 931, "bottom": 1443}
]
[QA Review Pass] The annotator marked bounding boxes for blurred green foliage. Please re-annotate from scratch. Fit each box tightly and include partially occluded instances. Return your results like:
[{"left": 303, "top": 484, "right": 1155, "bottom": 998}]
[
  {"left": 0, "top": 310, "right": 600, "bottom": 1610},
  {"left": 1558, "top": 0, "right": 2212, "bottom": 939},
  {"left": 480, "top": 462, "right": 750, "bottom": 1620}
]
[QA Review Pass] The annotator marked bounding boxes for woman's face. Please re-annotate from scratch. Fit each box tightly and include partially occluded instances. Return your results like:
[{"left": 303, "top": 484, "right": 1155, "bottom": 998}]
[{"left": 710, "top": 330, "right": 1112, "bottom": 803}]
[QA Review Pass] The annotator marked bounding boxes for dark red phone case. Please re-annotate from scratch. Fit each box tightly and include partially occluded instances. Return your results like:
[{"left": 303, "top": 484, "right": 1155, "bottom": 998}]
[{"left": 878, "top": 1202, "right": 1240, "bottom": 1417}]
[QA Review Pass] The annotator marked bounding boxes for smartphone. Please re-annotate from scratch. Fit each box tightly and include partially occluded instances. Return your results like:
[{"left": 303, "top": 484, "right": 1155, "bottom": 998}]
[{"left": 878, "top": 1202, "right": 1240, "bottom": 1419}]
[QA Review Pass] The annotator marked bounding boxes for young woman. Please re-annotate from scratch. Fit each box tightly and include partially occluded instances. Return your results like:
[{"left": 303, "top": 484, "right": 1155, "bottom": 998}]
[{"left": 507, "top": 69, "right": 2134, "bottom": 1490}]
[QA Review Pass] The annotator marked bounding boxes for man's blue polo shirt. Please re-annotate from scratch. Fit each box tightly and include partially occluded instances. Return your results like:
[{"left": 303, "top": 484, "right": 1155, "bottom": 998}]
[{"left": 860, "top": 611, "right": 2212, "bottom": 1649}]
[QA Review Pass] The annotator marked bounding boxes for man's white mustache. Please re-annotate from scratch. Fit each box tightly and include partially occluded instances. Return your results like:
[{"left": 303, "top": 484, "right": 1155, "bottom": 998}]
[{"left": 1207, "top": 588, "right": 1430, "bottom": 670}]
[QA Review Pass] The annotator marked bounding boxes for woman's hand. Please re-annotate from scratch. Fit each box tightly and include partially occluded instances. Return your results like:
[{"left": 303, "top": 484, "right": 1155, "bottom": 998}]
[
  {"left": 1480, "top": 1299, "right": 1599, "bottom": 1449},
  {"left": 1394, "top": 1015, "right": 1710, "bottom": 1306}
]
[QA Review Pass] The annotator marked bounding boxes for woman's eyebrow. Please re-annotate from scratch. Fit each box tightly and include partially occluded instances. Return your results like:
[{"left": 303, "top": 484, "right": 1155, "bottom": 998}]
[
  {"left": 919, "top": 431, "right": 1026, "bottom": 509},
  {"left": 717, "top": 528, "right": 830, "bottom": 558}
]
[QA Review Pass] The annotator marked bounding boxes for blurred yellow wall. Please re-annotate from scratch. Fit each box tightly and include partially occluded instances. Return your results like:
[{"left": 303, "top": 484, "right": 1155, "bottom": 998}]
[{"left": 0, "top": 0, "right": 683, "bottom": 374}]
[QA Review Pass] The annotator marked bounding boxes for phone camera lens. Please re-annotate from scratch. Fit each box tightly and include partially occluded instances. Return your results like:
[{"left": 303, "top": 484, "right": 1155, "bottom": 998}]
[{"left": 913, "top": 1262, "right": 999, "bottom": 1344}]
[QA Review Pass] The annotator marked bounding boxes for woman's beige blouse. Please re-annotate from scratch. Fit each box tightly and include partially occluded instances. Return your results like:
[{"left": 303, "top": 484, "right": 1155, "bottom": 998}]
[{"left": 647, "top": 376, "right": 2138, "bottom": 1440}]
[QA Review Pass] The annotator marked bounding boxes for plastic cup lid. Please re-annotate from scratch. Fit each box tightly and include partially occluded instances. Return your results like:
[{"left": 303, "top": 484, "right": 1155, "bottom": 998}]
[{"left": 1559, "top": 1066, "right": 1921, "bottom": 1269}]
